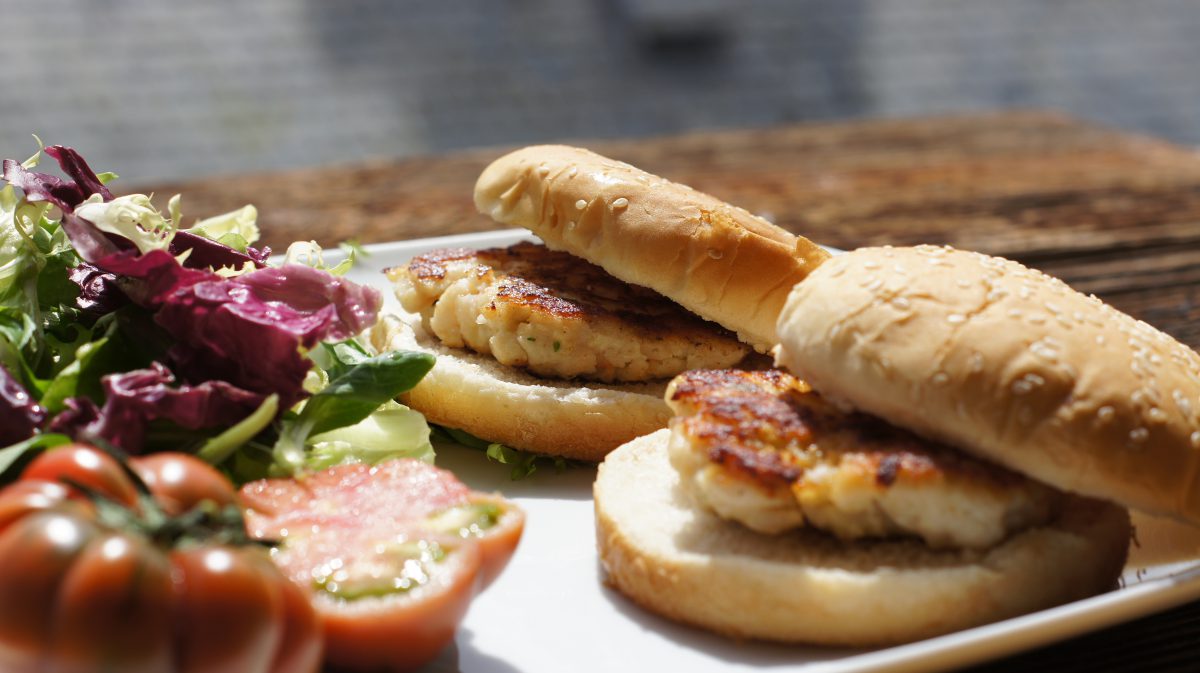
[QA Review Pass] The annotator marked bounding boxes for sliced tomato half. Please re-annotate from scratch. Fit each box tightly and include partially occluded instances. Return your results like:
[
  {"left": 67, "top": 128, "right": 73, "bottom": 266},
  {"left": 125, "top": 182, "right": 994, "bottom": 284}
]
[{"left": 241, "top": 459, "right": 524, "bottom": 671}]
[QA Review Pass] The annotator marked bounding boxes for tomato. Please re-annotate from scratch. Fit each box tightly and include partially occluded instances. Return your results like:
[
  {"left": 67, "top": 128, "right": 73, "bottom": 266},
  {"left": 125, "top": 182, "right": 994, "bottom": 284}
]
[
  {"left": 131, "top": 452, "right": 239, "bottom": 515},
  {"left": 242, "top": 459, "right": 525, "bottom": 672},
  {"left": 21, "top": 443, "right": 139, "bottom": 508},
  {"left": 0, "top": 445, "right": 323, "bottom": 673}
]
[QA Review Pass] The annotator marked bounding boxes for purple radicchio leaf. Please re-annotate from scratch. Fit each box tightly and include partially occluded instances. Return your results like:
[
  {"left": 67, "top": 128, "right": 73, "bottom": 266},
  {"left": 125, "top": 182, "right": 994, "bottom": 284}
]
[
  {"left": 47, "top": 362, "right": 264, "bottom": 453},
  {"left": 0, "top": 363, "right": 46, "bottom": 446},
  {"left": 170, "top": 230, "right": 266, "bottom": 272},
  {"left": 1, "top": 145, "right": 112, "bottom": 212},
  {"left": 156, "top": 263, "right": 382, "bottom": 408},
  {"left": 69, "top": 263, "right": 129, "bottom": 316},
  {"left": 90, "top": 250, "right": 381, "bottom": 410}
]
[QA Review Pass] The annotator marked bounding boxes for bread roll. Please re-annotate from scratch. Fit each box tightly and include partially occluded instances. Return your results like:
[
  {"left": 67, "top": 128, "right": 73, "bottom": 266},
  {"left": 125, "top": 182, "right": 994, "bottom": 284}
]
[
  {"left": 776, "top": 245, "right": 1200, "bottom": 524},
  {"left": 474, "top": 145, "right": 829, "bottom": 351},
  {"left": 369, "top": 314, "right": 671, "bottom": 461},
  {"left": 595, "top": 430, "right": 1131, "bottom": 645}
]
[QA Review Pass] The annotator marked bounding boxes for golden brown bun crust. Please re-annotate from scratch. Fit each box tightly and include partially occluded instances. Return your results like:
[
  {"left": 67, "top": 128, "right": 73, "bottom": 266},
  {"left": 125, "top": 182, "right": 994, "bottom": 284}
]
[
  {"left": 474, "top": 145, "right": 829, "bottom": 351},
  {"left": 594, "top": 430, "right": 1131, "bottom": 646},
  {"left": 369, "top": 314, "right": 671, "bottom": 462},
  {"left": 777, "top": 245, "right": 1200, "bottom": 525}
]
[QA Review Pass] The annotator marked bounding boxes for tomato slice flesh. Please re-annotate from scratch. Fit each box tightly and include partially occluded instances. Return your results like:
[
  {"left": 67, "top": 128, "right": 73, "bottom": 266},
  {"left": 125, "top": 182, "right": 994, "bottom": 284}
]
[
  {"left": 242, "top": 459, "right": 524, "bottom": 671},
  {"left": 273, "top": 526, "right": 482, "bottom": 671}
]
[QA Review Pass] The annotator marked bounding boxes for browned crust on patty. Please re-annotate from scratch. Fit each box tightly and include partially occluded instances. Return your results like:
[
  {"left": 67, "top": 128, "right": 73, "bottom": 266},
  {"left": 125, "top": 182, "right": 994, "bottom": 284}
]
[{"left": 668, "top": 368, "right": 1045, "bottom": 500}]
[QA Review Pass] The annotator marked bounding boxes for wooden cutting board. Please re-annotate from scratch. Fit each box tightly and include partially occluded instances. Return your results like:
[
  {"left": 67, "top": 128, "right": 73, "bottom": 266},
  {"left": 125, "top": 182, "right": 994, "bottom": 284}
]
[{"left": 129, "top": 110, "right": 1200, "bottom": 348}]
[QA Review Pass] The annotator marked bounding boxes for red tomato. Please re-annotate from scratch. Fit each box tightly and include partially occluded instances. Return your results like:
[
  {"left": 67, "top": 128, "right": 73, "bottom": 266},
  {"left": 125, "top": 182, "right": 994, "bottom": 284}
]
[
  {"left": 242, "top": 459, "right": 525, "bottom": 671},
  {"left": 0, "top": 445, "right": 323, "bottom": 673},
  {"left": 21, "top": 444, "right": 139, "bottom": 507},
  {"left": 130, "top": 452, "right": 239, "bottom": 515}
]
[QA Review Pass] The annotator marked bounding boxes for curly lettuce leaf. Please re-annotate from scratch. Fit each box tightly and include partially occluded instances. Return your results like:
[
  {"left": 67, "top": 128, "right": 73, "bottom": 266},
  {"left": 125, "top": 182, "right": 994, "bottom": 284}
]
[
  {"left": 272, "top": 348, "right": 435, "bottom": 474},
  {"left": 305, "top": 401, "right": 434, "bottom": 470},
  {"left": 430, "top": 425, "right": 578, "bottom": 480}
]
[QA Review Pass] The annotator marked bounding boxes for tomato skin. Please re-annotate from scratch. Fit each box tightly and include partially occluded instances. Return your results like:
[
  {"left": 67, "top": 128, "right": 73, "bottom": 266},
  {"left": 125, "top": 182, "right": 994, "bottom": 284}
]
[
  {"left": 0, "top": 481, "right": 84, "bottom": 535},
  {"left": 45, "top": 532, "right": 174, "bottom": 673},
  {"left": 270, "top": 571, "right": 325, "bottom": 673},
  {"left": 0, "top": 512, "right": 99, "bottom": 673},
  {"left": 170, "top": 546, "right": 287, "bottom": 673},
  {"left": 130, "top": 453, "right": 239, "bottom": 516},
  {"left": 21, "top": 445, "right": 139, "bottom": 507},
  {"left": 468, "top": 494, "right": 526, "bottom": 589},
  {"left": 0, "top": 445, "right": 324, "bottom": 673}
]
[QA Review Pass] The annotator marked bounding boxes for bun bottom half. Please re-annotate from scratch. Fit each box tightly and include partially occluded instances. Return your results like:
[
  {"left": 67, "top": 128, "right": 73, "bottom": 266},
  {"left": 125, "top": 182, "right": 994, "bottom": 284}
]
[
  {"left": 594, "top": 430, "right": 1132, "bottom": 646},
  {"left": 369, "top": 314, "right": 672, "bottom": 461}
]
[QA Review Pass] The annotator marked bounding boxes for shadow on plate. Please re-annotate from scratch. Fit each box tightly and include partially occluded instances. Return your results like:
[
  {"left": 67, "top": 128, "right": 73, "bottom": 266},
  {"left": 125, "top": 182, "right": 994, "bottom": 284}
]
[{"left": 433, "top": 442, "right": 597, "bottom": 501}]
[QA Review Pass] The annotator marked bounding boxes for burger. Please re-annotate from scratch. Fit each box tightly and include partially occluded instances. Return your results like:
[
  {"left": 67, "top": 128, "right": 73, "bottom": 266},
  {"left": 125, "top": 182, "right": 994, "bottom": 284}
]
[
  {"left": 594, "top": 244, "right": 1200, "bottom": 644},
  {"left": 372, "top": 145, "right": 828, "bottom": 460}
]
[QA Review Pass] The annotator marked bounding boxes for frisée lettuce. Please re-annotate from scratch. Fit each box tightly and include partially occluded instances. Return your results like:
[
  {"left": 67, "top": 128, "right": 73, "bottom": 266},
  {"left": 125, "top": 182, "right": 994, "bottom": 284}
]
[{"left": 0, "top": 142, "right": 436, "bottom": 482}]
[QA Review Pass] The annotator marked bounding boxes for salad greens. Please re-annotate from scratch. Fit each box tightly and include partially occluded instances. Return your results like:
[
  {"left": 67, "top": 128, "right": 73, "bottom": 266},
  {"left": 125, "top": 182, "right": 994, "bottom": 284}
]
[
  {"left": 0, "top": 143, "right": 435, "bottom": 483},
  {"left": 430, "top": 425, "right": 579, "bottom": 480}
]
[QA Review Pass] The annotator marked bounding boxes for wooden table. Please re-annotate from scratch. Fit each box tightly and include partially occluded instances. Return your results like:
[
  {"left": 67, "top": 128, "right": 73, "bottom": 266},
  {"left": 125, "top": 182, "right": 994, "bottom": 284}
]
[{"left": 131, "top": 111, "right": 1200, "bottom": 672}]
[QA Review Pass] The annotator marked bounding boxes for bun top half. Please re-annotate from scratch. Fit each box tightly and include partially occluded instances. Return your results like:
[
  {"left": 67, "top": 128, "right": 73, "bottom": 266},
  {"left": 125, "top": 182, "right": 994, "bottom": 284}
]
[
  {"left": 776, "top": 245, "right": 1200, "bottom": 524},
  {"left": 474, "top": 145, "right": 829, "bottom": 351}
]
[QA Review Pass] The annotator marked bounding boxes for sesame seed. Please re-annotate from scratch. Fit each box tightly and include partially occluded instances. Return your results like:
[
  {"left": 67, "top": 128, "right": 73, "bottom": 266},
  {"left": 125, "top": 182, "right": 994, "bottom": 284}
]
[
  {"left": 1191, "top": 431, "right": 1200, "bottom": 448},
  {"left": 1012, "top": 380, "right": 1034, "bottom": 395},
  {"left": 612, "top": 197, "right": 629, "bottom": 209},
  {"left": 1028, "top": 314, "right": 1046, "bottom": 325},
  {"left": 987, "top": 290, "right": 1006, "bottom": 302},
  {"left": 575, "top": 199, "right": 587, "bottom": 210},
  {"left": 969, "top": 353, "right": 985, "bottom": 372},
  {"left": 1147, "top": 407, "right": 1168, "bottom": 423},
  {"left": 1130, "top": 428, "right": 1150, "bottom": 443},
  {"left": 947, "top": 313, "right": 966, "bottom": 324},
  {"left": 1096, "top": 335, "right": 1106, "bottom": 345},
  {"left": 891, "top": 296, "right": 911, "bottom": 310},
  {"left": 566, "top": 221, "right": 576, "bottom": 230},
  {"left": 1132, "top": 390, "right": 1146, "bottom": 405},
  {"left": 956, "top": 279, "right": 971, "bottom": 288},
  {"left": 1045, "top": 302, "right": 1062, "bottom": 314},
  {"left": 863, "top": 261, "right": 880, "bottom": 270},
  {"left": 537, "top": 165, "right": 550, "bottom": 177},
  {"left": 1008, "top": 309, "right": 1023, "bottom": 318},
  {"left": 1097, "top": 406, "right": 1115, "bottom": 422},
  {"left": 893, "top": 265, "right": 908, "bottom": 275},
  {"left": 932, "top": 372, "right": 949, "bottom": 385},
  {"left": 707, "top": 249, "right": 723, "bottom": 259}
]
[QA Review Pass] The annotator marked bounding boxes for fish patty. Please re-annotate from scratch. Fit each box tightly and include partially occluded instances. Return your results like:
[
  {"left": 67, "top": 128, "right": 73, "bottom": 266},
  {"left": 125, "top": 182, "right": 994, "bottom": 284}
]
[
  {"left": 666, "top": 369, "right": 1062, "bottom": 549},
  {"left": 387, "top": 242, "right": 750, "bottom": 382}
]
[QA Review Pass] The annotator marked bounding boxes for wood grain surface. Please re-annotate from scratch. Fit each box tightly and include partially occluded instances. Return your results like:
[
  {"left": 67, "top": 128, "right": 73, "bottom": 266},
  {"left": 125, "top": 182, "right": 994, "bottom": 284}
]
[
  {"left": 127, "top": 111, "right": 1200, "bottom": 671},
  {"left": 127, "top": 110, "right": 1200, "bottom": 350}
]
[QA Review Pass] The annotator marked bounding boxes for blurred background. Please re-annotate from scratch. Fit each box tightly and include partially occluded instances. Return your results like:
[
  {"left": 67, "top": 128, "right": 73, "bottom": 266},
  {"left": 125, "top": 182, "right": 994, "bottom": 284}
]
[{"left": 4, "top": 0, "right": 1199, "bottom": 182}]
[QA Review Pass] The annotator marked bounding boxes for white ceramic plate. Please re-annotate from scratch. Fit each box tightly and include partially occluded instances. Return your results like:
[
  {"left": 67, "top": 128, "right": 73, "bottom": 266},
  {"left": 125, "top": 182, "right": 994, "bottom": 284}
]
[{"left": 339, "top": 229, "right": 1200, "bottom": 673}]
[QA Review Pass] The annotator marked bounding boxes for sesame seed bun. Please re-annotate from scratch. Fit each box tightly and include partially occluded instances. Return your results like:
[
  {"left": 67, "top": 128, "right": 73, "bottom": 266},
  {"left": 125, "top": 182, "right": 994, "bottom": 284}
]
[
  {"left": 595, "top": 430, "right": 1131, "bottom": 646},
  {"left": 776, "top": 245, "right": 1200, "bottom": 525},
  {"left": 474, "top": 145, "right": 829, "bottom": 351},
  {"left": 368, "top": 314, "right": 672, "bottom": 462}
]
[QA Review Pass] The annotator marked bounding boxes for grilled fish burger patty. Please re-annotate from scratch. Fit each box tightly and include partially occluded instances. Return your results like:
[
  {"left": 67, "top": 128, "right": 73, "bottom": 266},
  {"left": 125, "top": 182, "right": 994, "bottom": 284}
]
[
  {"left": 388, "top": 242, "right": 751, "bottom": 383},
  {"left": 666, "top": 368, "right": 1062, "bottom": 549}
]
